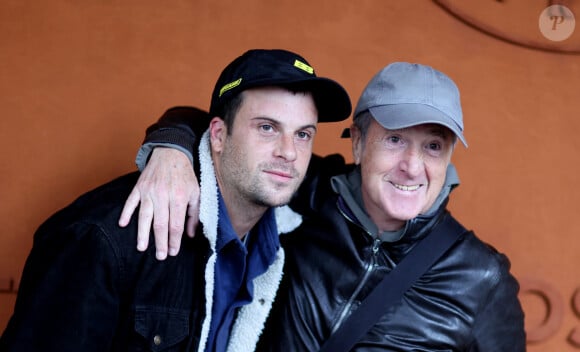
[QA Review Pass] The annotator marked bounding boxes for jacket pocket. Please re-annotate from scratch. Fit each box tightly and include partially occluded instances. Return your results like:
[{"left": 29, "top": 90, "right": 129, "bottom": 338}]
[{"left": 134, "top": 306, "right": 190, "bottom": 351}]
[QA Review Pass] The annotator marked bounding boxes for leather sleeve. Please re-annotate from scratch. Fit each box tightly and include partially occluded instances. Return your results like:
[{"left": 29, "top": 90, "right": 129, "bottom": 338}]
[
  {"left": 468, "top": 253, "right": 526, "bottom": 352},
  {"left": 289, "top": 153, "right": 352, "bottom": 217}
]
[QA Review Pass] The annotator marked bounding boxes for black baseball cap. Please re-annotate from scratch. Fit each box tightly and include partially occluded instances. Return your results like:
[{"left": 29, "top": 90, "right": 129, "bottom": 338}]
[{"left": 210, "top": 49, "right": 352, "bottom": 122}]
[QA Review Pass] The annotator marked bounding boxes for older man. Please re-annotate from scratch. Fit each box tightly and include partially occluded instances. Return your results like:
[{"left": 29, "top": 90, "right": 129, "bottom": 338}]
[{"left": 119, "top": 62, "right": 525, "bottom": 351}]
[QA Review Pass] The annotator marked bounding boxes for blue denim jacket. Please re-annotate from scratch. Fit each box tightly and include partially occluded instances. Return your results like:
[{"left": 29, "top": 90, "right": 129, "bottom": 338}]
[
  {"left": 1, "top": 172, "right": 208, "bottom": 351},
  {"left": 1, "top": 131, "right": 303, "bottom": 352}
]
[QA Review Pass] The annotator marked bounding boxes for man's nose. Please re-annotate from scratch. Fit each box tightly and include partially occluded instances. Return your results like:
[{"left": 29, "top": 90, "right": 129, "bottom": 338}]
[
  {"left": 400, "top": 147, "right": 422, "bottom": 176},
  {"left": 275, "top": 134, "right": 297, "bottom": 161}
]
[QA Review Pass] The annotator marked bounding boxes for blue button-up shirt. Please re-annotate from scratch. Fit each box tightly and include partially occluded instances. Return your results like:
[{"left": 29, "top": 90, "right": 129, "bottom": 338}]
[{"left": 205, "top": 190, "right": 280, "bottom": 352}]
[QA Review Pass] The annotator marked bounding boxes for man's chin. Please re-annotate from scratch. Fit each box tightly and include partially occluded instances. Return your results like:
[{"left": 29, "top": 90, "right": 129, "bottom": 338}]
[
  {"left": 266, "top": 194, "right": 295, "bottom": 208},
  {"left": 253, "top": 194, "right": 293, "bottom": 208},
  {"left": 268, "top": 198, "right": 293, "bottom": 208},
  {"left": 389, "top": 208, "right": 423, "bottom": 222}
]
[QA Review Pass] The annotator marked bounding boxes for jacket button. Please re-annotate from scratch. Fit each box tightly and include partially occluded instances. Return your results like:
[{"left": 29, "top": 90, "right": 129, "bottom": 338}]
[
  {"left": 153, "top": 335, "right": 162, "bottom": 346},
  {"left": 258, "top": 298, "right": 265, "bottom": 305}
]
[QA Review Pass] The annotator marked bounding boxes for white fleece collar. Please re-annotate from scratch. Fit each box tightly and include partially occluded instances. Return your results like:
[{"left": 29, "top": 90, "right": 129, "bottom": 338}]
[{"left": 196, "top": 129, "right": 302, "bottom": 352}]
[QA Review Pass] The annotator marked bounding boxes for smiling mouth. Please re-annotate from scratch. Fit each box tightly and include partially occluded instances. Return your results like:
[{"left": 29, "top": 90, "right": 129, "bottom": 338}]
[{"left": 392, "top": 183, "right": 422, "bottom": 191}]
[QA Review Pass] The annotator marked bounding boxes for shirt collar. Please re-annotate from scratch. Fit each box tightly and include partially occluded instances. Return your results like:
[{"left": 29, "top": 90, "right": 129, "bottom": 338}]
[
  {"left": 215, "top": 188, "right": 280, "bottom": 264},
  {"left": 216, "top": 189, "right": 241, "bottom": 252}
]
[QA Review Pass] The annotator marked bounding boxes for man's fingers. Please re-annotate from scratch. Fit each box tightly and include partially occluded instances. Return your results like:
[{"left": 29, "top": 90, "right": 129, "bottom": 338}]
[
  {"left": 136, "top": 197, "right": 154, "bottom": 252},
  {"left": 120, "top": 148, "right": 199, "bottom": 260},
  {"left": 167, "top": 234, "right": 182, "bottom": 257},
  {"left": 152, "top": 201, "right": 170, "bottom": 260},
  {"left": 167, "top": 201, "right": 187, "bottom": 256},
  {"left": 186, "top": 213, "right": 198, "bottom": 238},
  {"left": 118, "top": 189, "right": 141, "bottom": 227},
  {"left": 186, "top": 193, "right": 200, "bottom": 238}
]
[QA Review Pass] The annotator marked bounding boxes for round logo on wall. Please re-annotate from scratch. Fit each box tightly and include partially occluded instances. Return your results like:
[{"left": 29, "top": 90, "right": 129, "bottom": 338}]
[
  {"left": 435, "top": 0, "right": 580, "bottom": 54},
  {"left": 538, "top": 5, "right": 576, "bottom": 42}
]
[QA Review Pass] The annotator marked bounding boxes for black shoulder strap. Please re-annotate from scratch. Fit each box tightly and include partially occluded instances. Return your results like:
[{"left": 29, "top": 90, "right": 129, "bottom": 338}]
[{"left": 319, "top": 214, "right": 467, "bottom": 352}]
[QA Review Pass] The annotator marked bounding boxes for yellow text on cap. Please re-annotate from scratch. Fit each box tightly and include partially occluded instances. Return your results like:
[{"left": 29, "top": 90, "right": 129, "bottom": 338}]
[
  {"left": 294, "top": 60, "right": 314, "bottom": 74},
  {"left": 219, "top": 78, "right": 242, "bottom": 97}
]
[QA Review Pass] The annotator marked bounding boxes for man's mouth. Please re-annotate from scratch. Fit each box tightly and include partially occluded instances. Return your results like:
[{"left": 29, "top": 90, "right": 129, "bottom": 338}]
[
  {"left": 265, "top": 170, "right": 294, "bottom": 179},
  {"left": 391, "top": 182, "right": 422, "bottom": 191}
]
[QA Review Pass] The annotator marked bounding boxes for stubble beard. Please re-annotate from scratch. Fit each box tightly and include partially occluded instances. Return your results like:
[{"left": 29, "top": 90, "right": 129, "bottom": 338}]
[{"left": 220, "top": 142, "right": 299, "bottom": 209}]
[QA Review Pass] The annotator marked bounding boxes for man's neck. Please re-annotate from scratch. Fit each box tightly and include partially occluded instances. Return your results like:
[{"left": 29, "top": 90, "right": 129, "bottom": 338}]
[{"left": 219, "top": 189, "right": 268, "bottom": 239}]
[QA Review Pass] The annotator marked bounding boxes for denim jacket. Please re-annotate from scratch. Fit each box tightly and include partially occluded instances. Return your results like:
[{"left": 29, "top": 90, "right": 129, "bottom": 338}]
[{"left": 0, "top": 131, "right": 302, "bottom": 352}]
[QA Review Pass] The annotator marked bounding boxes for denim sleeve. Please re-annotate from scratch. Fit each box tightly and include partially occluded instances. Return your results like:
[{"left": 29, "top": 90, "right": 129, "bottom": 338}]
[
  {"left": 135, "top": 106, "right": 211, "bottom": 171},
  {"left": 0, "top": 222, "right": 122, "bottom": 351}
]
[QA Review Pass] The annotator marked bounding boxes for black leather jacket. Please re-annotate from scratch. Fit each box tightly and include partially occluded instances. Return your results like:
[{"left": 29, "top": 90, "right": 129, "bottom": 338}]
[{"left": 257, "top": 156, "right": 526, "bottom": 351}]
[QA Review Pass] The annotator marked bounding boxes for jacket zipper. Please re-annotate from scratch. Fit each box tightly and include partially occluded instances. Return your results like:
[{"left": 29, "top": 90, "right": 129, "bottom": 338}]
[{"left": 330, "top": 206, "right": 382, "bottom": 334}]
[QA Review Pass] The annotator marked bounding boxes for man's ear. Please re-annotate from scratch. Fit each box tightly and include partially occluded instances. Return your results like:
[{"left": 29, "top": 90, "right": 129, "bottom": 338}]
[
  {"left": 209, "top": 117, "right": 226, "bottom": 153},
  {"left": 350, "top": 124, "right": 363, "bottom": 165}
]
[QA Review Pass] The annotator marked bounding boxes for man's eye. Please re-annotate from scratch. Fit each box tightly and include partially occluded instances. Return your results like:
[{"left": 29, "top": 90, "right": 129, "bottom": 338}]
[
  {"left": 427, "top": 142, "right": 441, "bottom": 151},
  {"left": 260, "top": 124, "right": 274, "bottom": 132},
  {"left": 297, "top": 131, "right": 312, "bottom": 140},
  {"left": 387, "top": 136, "right": 401, "bottom": 143}
]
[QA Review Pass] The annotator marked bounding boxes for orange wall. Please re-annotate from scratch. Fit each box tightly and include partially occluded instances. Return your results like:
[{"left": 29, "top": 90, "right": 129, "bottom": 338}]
[{"left": 1, "top": 1, "right": 579, "bottom": 350}]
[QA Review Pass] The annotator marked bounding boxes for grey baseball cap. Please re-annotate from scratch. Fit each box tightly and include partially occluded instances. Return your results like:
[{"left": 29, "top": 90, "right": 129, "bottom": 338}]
[{"left": 354, "top": 62, "right": 467, "bottom": 147}]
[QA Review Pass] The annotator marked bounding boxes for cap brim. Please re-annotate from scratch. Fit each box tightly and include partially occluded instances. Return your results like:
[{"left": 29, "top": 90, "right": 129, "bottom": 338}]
[
  {"left": 304, "top": 78, "right": 352, "bottom": 122},
  {"left": 369, "top": 104, "right": 468, "bottom": 147}
]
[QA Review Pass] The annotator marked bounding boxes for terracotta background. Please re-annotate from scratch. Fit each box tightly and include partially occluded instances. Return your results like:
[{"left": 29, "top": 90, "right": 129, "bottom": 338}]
[{"left": 1, "top": 0, "right": 579, "bottom": 350}]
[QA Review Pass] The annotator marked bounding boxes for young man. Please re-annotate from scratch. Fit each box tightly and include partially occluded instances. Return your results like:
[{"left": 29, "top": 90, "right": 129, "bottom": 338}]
[
  {"left": 0, "top": 49, "right": 351, "bottom": 351},
  {"left": 119, "top": 62, "right": 526, "bottom": 351}
]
